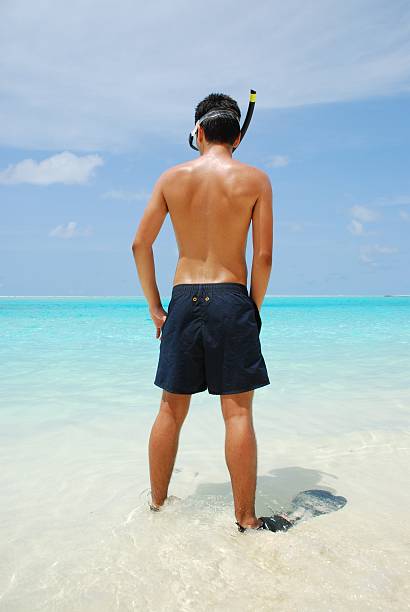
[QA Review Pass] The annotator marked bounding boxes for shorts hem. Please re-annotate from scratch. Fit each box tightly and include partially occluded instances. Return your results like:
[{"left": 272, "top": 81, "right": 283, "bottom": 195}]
[
  {"left": 208, "top": 379, "right": 270, "bottom": 395},
  {"left": 154, "top": 380, "right": 207, "bottom": 395}
]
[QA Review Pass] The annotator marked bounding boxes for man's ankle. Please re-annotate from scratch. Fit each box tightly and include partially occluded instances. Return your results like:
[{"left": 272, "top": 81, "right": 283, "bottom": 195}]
[{"left": 236, "top": 516, "right": 262, "bottom": 529}]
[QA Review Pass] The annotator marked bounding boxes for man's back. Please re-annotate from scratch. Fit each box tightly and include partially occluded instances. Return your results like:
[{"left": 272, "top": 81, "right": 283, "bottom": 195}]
[
  {"left": 162, "top": 155, "right": 269, "bottom": 286},
  {"left": 132, "top": 91, "right": 277, "bottom": 533}
]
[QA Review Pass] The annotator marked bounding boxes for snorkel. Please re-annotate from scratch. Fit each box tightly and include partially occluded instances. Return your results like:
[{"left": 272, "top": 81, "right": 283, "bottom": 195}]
[{"left": 189, "top": 89, "right": 256, "bottom": 153}]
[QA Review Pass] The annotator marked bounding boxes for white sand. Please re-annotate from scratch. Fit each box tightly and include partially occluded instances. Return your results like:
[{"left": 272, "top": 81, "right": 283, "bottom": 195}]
[{"left": 1, "top": 398, "right": 409, "bottom": 611}]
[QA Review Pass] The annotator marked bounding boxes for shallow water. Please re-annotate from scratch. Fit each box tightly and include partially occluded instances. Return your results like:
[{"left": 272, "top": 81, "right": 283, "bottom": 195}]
[{"left": 1, "top": 297, "right": 409, "bottom": 611}]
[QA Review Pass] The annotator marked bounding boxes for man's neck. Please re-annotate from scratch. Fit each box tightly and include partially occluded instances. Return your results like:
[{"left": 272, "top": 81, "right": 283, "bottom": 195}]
[{"left": 200, "top": 143, "right": 233, "bottom": 159}]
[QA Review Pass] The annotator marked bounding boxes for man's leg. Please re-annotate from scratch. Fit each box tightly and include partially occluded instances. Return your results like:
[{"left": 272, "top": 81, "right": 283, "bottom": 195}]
[
  {"left": 148, "top": 390, "right": 191, "bottom": 508},
  {"left": 221, "top": 390, "right": 262, "bottom": 529}
]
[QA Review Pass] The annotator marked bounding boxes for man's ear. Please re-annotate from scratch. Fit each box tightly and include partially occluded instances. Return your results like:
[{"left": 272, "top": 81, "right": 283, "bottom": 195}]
[
  {"left": 233, "top": 132, "right": 241, "bottom": 148},
  {"left": 197, "top": 124, "right": 205, "bottom": 145}
]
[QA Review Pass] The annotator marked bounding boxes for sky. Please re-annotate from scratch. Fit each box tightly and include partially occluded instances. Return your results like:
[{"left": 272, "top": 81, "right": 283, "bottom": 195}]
[{"left": 1, "top": 0, "right": 409, "bottom": 296}]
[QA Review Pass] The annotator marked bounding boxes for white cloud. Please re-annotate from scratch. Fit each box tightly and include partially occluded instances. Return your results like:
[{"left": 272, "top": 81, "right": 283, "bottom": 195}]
[
  {"left": 399, "top": 210, "right": 410, "bottom": 221},
  {"left": 348, "top": 204, "right": 380, "bottom": 235},
  {"left": 350, "top": 205, "right": 380, "bottom": 222},
  {"left": 359, "top": 244, "right": 398, "bottom": 266},
  {"left": 0, "top": 152, "right": 104, "bottom": 185},
  {"left": 49, "top": 221, "right": 92, "bottom": 239},
  {"left": 265, "top": 155, "right": 289, "bottom": 168},
  {"left": 282, "top": 221, "right": 303, "bottom": 232},
  {"left": 395, "top": 196, "right": 410, "bottom": 206},
  {"left": 348, "top": 219, "right": 364, "bottom": 235},
  {"left": 376, "top": 195, "right": 410, "bottom": 207},
  {"left": 351, "top": 194, "right": 410, "bottom": 210},
  {"left": 1, "top": 1, "right": 410, "bottom": 151},
  {"left": 101, "top": 189, "right": 151, "bottom": 201}
]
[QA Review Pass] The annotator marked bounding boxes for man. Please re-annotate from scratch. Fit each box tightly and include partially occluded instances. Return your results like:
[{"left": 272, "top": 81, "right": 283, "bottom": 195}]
[{"left": 132, "top": 92, "right": 279, "bottom": 533}]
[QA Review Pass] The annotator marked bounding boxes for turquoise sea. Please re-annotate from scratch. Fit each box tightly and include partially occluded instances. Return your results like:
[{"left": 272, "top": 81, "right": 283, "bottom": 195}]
[{"left": 1, "top": 296, "right": 409, "bottom": 611}]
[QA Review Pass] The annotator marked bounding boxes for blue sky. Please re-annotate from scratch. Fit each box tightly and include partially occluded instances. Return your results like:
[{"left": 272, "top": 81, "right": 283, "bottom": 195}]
[{"left": 1, "top": 0, "right": 409, "bottom": 296}]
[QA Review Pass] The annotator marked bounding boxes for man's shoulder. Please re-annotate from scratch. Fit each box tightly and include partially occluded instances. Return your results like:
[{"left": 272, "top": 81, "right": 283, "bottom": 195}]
[
  {"left": 232, "top": 161, "right": 272, "bottom": 189},
  {"left": 240, "top": 163, "right": 271, "bottom": 182},
  {"left": 158, "top": 160, "right": 271, "bottom": 185},
  {"left": 157, "top": 161, "right": 194, "bottom": 184}
]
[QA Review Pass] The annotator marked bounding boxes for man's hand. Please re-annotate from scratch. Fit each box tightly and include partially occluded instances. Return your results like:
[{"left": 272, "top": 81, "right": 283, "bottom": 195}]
[{"left": 150, "top": 304, "right": 168, "bottom": 339}]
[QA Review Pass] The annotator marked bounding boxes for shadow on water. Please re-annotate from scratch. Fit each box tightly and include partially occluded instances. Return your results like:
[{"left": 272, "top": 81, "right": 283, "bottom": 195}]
[{"left": 188, "top": 466, "right": 347, "bottom": 529}]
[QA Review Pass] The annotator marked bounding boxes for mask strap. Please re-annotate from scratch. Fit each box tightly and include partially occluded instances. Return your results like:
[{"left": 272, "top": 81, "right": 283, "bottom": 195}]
[{"left": 191, "top": 110, "right": 241, "bottom": 139}]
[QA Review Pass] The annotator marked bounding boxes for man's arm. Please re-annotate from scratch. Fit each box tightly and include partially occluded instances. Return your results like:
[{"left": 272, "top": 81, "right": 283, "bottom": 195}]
[
  {"left": 250, "top": 171, "right": 273, "bottom": 310},
  {"left": 131, "top": 171, "right": 169, "bottom": 338}
]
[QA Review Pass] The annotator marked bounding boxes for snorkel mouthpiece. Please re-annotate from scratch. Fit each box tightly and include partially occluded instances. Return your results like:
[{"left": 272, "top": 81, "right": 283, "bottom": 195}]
[{"left": 189, "top": 89, "right": 256, "bottom": 153}]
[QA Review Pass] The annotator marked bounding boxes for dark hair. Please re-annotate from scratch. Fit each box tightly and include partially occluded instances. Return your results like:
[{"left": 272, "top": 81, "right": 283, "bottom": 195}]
[{"left": 194, "top": 93, "right": 241, "bottom": 146}]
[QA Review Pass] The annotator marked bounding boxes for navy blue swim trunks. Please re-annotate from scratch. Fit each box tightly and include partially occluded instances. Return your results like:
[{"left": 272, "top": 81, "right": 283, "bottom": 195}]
[{"left": 154, "top": 282, "right": 270, "bottom": 395}]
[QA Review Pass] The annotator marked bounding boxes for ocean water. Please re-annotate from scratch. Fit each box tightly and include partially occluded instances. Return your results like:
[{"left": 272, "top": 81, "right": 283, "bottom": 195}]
[{"left": 0, "top": 296, "right": 409, "bottom": 611}]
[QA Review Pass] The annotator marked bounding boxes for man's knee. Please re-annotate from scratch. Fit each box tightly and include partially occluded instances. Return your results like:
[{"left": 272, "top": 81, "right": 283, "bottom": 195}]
[
  {"left": 220, "top": 390, "right": 254, "bottom": 422},
  {"left": 159, "top": 391, "right": 191, "bottom": 427}
]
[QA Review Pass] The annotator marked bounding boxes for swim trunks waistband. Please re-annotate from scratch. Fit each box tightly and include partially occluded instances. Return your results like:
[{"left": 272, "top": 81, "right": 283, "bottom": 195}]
[{"left": 171, "top": 282, "right": 248, "bottom": 298}]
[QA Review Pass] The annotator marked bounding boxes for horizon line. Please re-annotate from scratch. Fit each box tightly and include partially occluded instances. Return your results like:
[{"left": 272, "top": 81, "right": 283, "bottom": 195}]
[{"left": 1, "top": 294, "right": 409, "bottom": 298}]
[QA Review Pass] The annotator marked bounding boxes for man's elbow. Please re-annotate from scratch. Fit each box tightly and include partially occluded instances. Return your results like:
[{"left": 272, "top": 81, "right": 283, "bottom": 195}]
[
  {"left": 254, "top": 251, "right": 272, "bottom": 267},
  {"left": 131, "top": 238, "right": 151, "bottom": 253}
]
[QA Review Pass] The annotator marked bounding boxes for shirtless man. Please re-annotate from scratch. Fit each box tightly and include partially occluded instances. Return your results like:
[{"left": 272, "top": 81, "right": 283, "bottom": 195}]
[{"left": 132, "top": 93, "right": 277, "bottom": 532}]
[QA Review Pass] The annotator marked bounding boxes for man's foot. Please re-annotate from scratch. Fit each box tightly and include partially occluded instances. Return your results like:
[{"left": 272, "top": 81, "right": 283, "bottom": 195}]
[
  {"left": 149, "top": 501, "right": 161, "bottom": 512},
  {"left": 148, "top": 494, "right": 181, "bottom": 512},
  {"left": 235, "top": 517, "right": 263, "bottom": 531},
  {"left": 236, "top": 514, "right": 293, "bottom": 533}
]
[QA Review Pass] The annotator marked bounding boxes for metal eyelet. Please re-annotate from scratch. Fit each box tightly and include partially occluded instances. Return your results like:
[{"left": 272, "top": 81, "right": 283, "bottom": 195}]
[
  {"left": 192, "top": 296, "right": 198, "bottom": 302},
  {"left": 204, "top": 296, "right": 210, "bottom": 301}
]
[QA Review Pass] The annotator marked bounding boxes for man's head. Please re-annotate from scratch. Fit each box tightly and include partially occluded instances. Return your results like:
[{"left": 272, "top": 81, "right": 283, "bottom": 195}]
[{"left": 194, "top": 93, "right": 241, "bottom": 151}]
